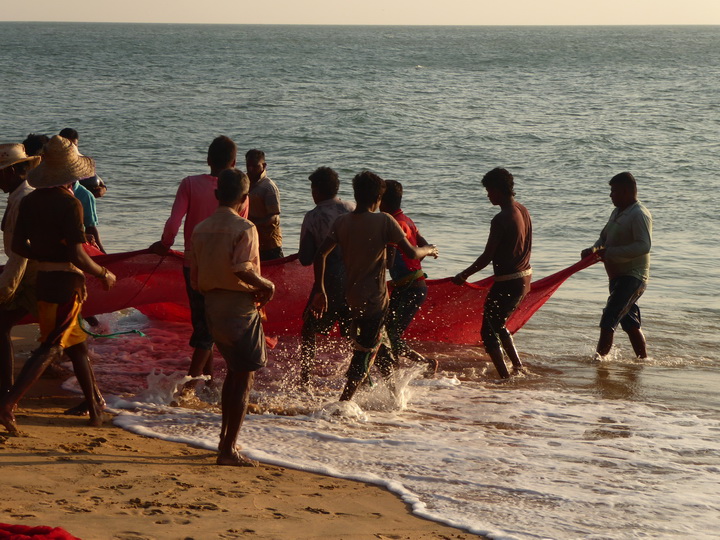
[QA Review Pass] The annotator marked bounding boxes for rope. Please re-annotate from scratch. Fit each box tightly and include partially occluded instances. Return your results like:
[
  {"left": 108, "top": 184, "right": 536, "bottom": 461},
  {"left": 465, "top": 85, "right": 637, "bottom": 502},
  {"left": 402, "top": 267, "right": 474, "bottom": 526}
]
[
  {"left": 78, "top": 315, "right": 147, "bottom": 338},
  {"left": 77, "top": 251, "right": 168, "bottom": 339}
]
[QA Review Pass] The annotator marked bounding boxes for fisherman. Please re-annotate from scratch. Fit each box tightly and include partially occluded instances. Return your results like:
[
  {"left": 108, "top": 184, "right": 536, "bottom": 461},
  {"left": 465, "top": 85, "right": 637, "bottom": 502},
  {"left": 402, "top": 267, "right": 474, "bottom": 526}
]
[
  {"left": 311, "top": 171, "right": 438, "bottom": 402},
  {"left": 189, "top": 168, "right": 274, "bottom": 466},
  {"left": 297, "top": 166, "right": 354, "bottom": 384},
  {"left": 452, "top": 168, "right": 532, "bottom": 379},
  {"left": 0, "top": 143, "right": 41, "bottom": 396},
  {"left": 150, "top": 136, "right": 240, "bottom": 396},
  {"left": 59, "top": 128, "right": 106, "bottom": 253},
  {"left": 0, "top": 136, "right": 116, "bottom": 434},
  {"left": 245, "top": 149, "right": 284, "bottom": 261},
  {"left": 581, "top": 172, "right": 652, "bottom": 359},
  {"left": 378, "top": 180, "right": 438, "bottom": 376}
]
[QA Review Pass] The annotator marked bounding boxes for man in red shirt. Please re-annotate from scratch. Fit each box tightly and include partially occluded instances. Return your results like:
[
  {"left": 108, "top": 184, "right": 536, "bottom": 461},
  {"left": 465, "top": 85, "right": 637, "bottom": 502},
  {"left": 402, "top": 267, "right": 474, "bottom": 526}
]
[{"left": 378, "top": 180, "right": 438, "bottom": 376}]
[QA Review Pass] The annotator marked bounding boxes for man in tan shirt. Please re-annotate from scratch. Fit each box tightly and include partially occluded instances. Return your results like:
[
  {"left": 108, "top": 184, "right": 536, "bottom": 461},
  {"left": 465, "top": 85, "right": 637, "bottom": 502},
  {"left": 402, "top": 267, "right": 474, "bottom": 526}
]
[
  {"left": 245, "top": 149, "right": 283, "bottom": 261},
  {"left": 190, "top": 168, "right": 274, "bottom": 466}
]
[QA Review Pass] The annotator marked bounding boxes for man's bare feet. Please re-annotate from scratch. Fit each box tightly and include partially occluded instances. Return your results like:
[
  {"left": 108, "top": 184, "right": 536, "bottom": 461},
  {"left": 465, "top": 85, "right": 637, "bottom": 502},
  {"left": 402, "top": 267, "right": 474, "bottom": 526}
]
[
  {"left": 87, "top": 411, "right": 109, "bottom": 427},
  {"left": 217, "top": 451, "right": 259, "bottom": 467},
  {"left": 64, "top": 401, "right": 90, "bottom": 416},
  {"left": 0, "top": 406, "right": 19, "bottom": 435}
]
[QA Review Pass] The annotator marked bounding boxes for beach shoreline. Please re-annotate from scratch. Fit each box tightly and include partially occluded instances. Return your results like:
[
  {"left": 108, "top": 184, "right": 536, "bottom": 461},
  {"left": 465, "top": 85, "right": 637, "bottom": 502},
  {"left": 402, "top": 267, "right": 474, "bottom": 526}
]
[{"left": 1, "top": 324, "right": 479, "bottom": 539}]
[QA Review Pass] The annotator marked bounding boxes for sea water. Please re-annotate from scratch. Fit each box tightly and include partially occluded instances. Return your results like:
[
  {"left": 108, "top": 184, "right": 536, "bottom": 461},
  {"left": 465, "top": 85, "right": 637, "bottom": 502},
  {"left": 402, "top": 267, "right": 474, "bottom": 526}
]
[{"left": 1, "top": 23, "right": 719, "bottom": 538}]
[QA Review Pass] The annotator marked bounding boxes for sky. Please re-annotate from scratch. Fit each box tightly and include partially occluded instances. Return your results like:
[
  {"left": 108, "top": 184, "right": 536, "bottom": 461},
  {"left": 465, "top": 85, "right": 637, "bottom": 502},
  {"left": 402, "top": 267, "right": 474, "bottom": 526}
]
[{"left": 3, "top": 0, "right": 720, "bottom": 25}]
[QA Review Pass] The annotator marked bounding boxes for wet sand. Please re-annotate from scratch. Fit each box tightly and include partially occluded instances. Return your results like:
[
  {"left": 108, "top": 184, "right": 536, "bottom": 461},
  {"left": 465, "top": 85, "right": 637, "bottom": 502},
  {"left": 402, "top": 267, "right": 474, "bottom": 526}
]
[{"left": 0, "top": 325, "right": 479, "bottom": 539}]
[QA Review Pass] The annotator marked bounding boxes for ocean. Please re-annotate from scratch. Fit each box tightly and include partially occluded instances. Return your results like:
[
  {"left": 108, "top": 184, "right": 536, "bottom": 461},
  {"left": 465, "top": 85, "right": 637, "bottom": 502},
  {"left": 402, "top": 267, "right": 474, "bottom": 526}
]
[{"left": 1, "top": 23, "right": 719, "bottom": 539}]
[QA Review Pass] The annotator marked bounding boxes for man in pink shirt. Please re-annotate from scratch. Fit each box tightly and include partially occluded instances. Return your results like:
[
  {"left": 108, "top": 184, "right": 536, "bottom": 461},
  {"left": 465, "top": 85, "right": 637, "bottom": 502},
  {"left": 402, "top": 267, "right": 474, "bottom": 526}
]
[{"left": 150, "top": 136, "right": 244, "bottom": 394}]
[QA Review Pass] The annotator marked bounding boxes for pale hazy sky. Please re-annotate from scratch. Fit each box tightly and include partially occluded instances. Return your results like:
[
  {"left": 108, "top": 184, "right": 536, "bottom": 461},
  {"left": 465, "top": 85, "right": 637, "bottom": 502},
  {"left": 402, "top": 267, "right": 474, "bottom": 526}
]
[{"left": 4, "top": 0, "right": 720, "bottom": 25}]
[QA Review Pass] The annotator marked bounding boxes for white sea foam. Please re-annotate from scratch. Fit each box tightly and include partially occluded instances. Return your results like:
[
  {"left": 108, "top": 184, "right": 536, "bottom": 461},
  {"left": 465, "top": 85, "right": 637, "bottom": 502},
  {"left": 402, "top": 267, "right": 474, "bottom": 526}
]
[{"left": 80, "top": 310, "right": 720, "bottom": 540}]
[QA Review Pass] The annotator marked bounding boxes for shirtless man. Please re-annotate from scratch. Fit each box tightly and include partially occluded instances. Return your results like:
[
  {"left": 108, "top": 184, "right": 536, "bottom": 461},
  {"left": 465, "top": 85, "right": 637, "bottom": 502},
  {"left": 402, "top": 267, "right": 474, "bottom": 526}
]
[
  {"left": 453, "top": 168, "right": 532, "bottom": 379},
  {"left": 0, "top": 136, "right": 116, "bottom": 434}
]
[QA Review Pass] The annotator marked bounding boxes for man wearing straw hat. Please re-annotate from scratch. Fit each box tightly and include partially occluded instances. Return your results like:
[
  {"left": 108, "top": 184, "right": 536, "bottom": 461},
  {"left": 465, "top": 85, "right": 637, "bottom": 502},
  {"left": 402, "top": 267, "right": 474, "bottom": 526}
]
[
  {"left": 0, "top": 136, "right": 116, "bottom": 435},
  {"left": 0, "top": 143, "right": 41, "bottom": 397}
]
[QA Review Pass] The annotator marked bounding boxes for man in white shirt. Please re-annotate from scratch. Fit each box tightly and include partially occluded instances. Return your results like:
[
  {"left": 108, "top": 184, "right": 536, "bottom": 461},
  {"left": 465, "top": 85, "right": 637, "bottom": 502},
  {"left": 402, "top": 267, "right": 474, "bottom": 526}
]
[
  {"left": 0, "top": 143, "right": 40, "bottom": 396},
  {"left": 581, "top": 172, "right": 652, "bottom": 359}
]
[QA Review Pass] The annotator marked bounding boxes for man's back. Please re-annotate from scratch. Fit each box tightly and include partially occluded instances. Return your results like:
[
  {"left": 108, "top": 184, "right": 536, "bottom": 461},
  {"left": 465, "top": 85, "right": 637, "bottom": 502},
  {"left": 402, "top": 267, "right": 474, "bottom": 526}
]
[
  {"left": 299, "top": 197, "right": 355, "bottom": 266},
  {"left": 191, "top": 207, "right": 259, "bottom": 295},
  {"left": 16, "top": 187, "right": 85, "bottom": 263},
  {"left": 161, "top": 173, "right": 218, "bottom": 260},
  {"left": 330, "top": 211, "right": 405, "bottom": 315},
  {"left": 490, "top": 201, "right": 532, "bottom": 277}
]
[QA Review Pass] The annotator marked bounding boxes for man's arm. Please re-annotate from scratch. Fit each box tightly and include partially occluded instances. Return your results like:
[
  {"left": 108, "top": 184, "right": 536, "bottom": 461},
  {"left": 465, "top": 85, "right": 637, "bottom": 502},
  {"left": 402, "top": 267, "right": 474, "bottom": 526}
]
[
  {"left": 581, "top": 221, "right": 609, "bottom": 259},
  {"left": 452, "top": 225, "right": 500, "bottom": 284},
  {"left": 69, "top": 243, "right": 117, "bottom": 291},
  {"left": 0, "top": 252, "right": 27, "bottom": 303},
  {"left": 151, "top": 180, "right": 189, "bottom": 255},
  {"left": 396, "top": 236, "right": 438, "bottom": 261},
  {"left": 234, "top": 269, "right": 275, "bottom": 308},
  {"left": 85, "top": 225, "right": 106, "bottom": 254},
  {"left": 416, "top": 232, "right": 429, "bottom": 248},
  {"left": 309, "top": 236, "right": 338, "bottom": 317}
]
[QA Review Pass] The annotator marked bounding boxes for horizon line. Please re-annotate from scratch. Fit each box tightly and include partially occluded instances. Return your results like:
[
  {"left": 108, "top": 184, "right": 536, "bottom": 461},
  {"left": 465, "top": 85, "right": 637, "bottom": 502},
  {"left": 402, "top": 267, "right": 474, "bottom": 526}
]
[{"left": 2, "top": 20, "right": 720, "bottom": 27}]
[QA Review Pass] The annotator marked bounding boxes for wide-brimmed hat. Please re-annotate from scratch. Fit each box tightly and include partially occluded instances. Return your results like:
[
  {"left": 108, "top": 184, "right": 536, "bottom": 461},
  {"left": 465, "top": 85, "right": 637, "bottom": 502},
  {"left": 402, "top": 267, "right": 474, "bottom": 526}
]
[
  {"left": 27, "top": 135, "right": 95, "bottom": 188},
  {"left": 0, "top": 143, "right": 41, "bottom": 171}
]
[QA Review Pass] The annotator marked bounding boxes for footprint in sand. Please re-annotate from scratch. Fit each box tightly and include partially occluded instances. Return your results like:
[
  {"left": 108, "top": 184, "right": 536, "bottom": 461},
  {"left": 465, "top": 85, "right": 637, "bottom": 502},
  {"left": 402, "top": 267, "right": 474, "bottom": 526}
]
[
  {"left": 114, "top": 533, "right": 154, "bottom": 540},
  {"left": 99, "top": 469, "right": 128, "bottom": 478}
]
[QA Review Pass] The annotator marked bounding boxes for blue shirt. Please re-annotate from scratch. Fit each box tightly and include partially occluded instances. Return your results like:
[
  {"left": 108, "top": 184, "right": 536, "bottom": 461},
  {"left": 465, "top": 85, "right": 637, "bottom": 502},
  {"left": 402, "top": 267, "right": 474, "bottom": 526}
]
[{"left": 72, "top": 181, "right": 99, "bottom": 228}]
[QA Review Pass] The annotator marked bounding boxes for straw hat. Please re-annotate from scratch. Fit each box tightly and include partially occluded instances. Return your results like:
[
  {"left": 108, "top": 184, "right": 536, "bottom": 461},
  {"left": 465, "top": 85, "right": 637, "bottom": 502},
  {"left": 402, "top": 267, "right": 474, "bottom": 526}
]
[
  {"left": 27, "top": 135, "right": 95, "bottom": 189},
  {"left": 0, "top": 143, "right": 41, "bottom": 171}
]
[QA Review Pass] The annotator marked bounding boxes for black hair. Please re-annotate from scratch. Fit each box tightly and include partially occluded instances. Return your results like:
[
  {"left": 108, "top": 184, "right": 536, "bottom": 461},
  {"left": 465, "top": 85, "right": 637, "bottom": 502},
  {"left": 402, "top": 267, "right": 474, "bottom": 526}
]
[
  {"left": 59, "top": 127, "right": 79, "bottom": 141},
  {"left": 352, "top": 170, "right": 386, "bottom": 207},
  {"left": 609, "top": 171, "right": 637, "bottom": 190},
  {"left": 308, "top": 166, "right": 339, "bottom": 200},
  {"left": 481, "top": 167, "right": 515, "bottom": 197},
  {"left": 207, "top": 135, "right": 237, "bottom": 170},
  {"left": 22, "top": 133, "right": 50, "bottom": 156},
  {"left": 245, "top": 148, "right": 266, "bottom": 164},
  {"left": 381, "top": 180, "right": 403, "bottom": 212},
  {"left": 216, "top": 168, "right": 249, "bottom": 205}
]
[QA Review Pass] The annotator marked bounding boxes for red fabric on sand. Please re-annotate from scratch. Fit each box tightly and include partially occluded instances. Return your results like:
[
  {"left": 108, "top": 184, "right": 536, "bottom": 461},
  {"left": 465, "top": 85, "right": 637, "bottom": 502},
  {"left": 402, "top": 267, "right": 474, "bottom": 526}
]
[{"left": 0, "top": 522, "right": 81, "bottom": 539}]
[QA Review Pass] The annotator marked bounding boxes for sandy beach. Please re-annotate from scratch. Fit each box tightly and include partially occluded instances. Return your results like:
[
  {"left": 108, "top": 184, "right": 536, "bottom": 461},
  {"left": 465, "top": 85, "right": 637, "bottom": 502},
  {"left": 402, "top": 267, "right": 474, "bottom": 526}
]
[{"left": 0, "top": 325, "right": 477, "bottom": 540}]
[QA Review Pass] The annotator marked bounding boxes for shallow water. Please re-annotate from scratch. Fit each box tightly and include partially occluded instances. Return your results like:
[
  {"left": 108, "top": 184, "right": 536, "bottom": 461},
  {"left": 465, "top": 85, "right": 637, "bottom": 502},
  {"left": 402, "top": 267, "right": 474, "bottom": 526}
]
[{"left": 3, "top": 23, "right": 719, "bottom": 538}]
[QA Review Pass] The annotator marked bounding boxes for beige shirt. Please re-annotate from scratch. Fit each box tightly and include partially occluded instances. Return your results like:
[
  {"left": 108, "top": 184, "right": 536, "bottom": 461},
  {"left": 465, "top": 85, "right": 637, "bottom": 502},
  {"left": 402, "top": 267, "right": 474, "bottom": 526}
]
[
  {"left": 248, "top": 174, "right": 282, "bottom": 251},
  {"left": 329, "top": 211, "right": 406, "bottom": 316},
  {"left": 190, "top": 206, "right": 260, "bottom": 294},
  {"left": 0, "top": 180, "right": 35, "bottom": 302}
]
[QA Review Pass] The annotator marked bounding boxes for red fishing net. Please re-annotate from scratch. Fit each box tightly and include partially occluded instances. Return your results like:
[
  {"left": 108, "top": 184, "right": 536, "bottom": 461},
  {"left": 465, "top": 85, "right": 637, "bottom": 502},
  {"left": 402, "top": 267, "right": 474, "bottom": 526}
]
[{"left": 55, "top": 250, "right": 597, "bottom": 346}]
